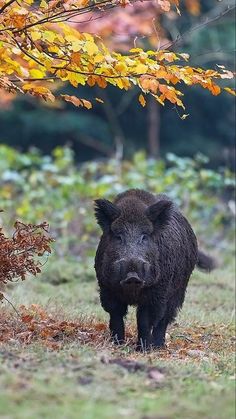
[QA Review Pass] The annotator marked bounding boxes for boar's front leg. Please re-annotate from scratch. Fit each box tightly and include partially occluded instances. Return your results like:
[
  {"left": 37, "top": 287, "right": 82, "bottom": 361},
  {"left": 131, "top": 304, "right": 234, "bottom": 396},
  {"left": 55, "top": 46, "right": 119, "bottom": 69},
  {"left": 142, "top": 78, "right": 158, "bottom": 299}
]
[
  {"left": 109, "top": 309, "right": 127, "bottom": 344},
  {"left": 100, "top": 286, "right": 127, "bottom": 344},
  {"left": 152, "top": 316, "right": 168, "bottom": 348},
  {"left": 136, "top": 305, "right": 152, "bottom": 351}
]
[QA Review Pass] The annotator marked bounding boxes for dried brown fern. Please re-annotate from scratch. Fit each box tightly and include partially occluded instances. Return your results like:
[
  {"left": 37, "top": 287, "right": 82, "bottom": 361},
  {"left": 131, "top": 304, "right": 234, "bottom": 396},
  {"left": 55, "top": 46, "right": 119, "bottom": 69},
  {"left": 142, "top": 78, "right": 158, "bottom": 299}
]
[{"left": 0, "top": 216, "right": 53, "bottom": 299}]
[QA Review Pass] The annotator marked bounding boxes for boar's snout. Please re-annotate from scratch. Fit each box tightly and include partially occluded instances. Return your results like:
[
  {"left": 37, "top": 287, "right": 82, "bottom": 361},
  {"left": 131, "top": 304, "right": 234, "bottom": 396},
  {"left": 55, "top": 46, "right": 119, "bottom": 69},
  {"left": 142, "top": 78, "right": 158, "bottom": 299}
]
[
  {"left": 114, "top": 258, "right": 150, "bottom": 286},
  {"left": 120, "top": 272, "right": 144, "bottom": 287}
]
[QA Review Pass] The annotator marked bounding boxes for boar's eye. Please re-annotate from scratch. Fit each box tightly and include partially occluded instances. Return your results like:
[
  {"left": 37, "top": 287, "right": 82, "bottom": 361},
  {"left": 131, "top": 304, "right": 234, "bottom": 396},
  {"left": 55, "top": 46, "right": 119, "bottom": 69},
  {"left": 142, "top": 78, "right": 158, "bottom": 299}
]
[
  {"left": 140, "top": 234, "right": 149, "bottom": 243},
  {"left": 114, "top": 234, "right": 123, "bottom": 244}
]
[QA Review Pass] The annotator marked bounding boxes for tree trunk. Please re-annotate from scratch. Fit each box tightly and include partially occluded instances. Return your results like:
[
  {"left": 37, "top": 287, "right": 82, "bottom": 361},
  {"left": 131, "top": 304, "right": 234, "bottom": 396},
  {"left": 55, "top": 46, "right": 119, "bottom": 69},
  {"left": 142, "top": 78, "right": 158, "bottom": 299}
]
[{"left": 147, "top": 96, "right": 160, "bottom": 158}]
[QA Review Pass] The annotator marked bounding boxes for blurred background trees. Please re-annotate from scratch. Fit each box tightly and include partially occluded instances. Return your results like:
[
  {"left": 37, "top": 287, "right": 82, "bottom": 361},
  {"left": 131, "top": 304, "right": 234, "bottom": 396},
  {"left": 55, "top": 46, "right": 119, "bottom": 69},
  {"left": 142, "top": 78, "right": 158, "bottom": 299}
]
[
  {"left": 0, "top": 0, "right": 235, "bottom": 168},
  {"left": 0, "top": 0, "right": 235, "bottom": 263}
]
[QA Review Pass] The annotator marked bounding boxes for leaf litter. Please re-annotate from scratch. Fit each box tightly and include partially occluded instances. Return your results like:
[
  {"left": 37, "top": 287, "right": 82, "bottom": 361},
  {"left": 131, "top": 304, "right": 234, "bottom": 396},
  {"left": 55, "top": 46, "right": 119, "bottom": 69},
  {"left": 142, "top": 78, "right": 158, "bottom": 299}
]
[{"left": 0, "top": 304, "right": 234, "bottom": 362}]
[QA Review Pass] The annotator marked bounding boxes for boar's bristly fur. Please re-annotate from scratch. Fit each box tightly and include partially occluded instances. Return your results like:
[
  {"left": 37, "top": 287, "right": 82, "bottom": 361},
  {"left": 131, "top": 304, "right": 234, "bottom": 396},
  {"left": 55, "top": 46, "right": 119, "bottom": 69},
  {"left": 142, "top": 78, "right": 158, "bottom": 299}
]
[{"left": 94, "top": 189, "right": 213, "bottom": 351}]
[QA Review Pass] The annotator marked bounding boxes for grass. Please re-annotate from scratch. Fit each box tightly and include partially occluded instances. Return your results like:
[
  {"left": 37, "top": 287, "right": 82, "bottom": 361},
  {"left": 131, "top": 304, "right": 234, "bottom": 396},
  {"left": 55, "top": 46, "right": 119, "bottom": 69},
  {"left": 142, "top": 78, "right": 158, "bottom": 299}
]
[{"left": 0, "top": 256, "right": 235, "bottom": 419}]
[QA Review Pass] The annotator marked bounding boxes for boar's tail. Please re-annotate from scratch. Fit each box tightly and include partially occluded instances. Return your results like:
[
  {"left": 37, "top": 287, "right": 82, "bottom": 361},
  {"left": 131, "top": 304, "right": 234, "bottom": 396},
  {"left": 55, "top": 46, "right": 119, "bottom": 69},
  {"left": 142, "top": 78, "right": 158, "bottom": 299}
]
[{"left": 196, "top": 250, "right": 216, "bottom": 272}]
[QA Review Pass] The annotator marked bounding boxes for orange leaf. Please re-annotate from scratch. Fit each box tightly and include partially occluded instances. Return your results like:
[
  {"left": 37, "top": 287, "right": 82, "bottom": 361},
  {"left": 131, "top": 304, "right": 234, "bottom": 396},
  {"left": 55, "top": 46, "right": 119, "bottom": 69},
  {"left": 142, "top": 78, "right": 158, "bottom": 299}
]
[
  {"left": 82, "top": 99, "right": 92, "bottom": 109},
  {"left": 70, "top": 52, "right": 81, "bottom": 65},
  {"left": 139, "top": 94, "right": 146, "bottom": 107},
  {"left": 209, "top": 83, "right": 221, "bottom": 96},
  {"left": 21, "top": 314, "right": 34, "bottom": 323},
  {"left": 94, "top": 323, "right": 107, "bottom": 331},
  {"left": 61, "top": 95, "right": 92, "bottom": 109}
]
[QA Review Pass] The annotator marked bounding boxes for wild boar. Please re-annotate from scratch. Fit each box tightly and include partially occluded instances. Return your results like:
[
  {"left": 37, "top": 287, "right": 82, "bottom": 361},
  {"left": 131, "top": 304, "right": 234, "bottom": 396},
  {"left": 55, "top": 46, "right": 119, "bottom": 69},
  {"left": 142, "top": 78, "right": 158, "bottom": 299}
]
[{"left": 94, "top": 189, "right": 214, "bottom": 351}]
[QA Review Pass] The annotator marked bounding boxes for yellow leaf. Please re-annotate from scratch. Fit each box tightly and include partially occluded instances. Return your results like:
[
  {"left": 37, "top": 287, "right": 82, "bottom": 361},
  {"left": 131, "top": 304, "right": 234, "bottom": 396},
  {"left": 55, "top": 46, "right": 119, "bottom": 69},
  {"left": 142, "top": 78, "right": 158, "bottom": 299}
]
[
  {"left": 122, "top": 78, "right": 131, "bottom": 90},
  {"left": 31, "top": 31, "right": 41, "bottom": 41},
  {"left": 93, "top": 54, "right": 104, "bottom": 64},
  {"left": 135, "top": 63, "right": 148, "bottom": 74},
  {"left": 67, "top": 72, "right": 86, "bottom": 87},
  {"left": 29, "top": 69, "right": 45, "bottom": 78},
  {"left": 224, "top": 87, "right": 236, "bottom": 96},
  {"left": 116, "top": 78, "right": 125, "bottom": 89},
  {"left": 47, "top": 45, "right": 60, "bottom": 54},
  {"left": 43, "top": 31, "right": 56, "bottom": 43},
  {"left": 95, "top": 98, "right": 104, "bottom": 103},
  {"left": 129, "top": 48, "right": 143, "bottom": 53},
  {"left": 86, "top": 41, "right": 99, "bottom": 56},
  {"left": 115, "top": 62, "right": 127, "bottom": 74},
  {"left": 40, "top": 0, "right": 48, "bottom": 8},
  {"left": 139, "top": 94, "right": 146, "bottom": 107},
  {"left": 66, "top": 35, "right": 83, "bottom": 52},
  {"left": 22, "top": 84, "right": 55, "bottom": 102},
  {"left": 83, "top": 33, "right": 94, "bottom": 42}
]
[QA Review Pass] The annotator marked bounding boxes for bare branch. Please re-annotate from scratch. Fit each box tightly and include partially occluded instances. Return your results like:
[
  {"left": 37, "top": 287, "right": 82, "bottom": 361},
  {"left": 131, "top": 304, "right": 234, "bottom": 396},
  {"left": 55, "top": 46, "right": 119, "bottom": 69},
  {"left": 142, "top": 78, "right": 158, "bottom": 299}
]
[
  {"left": 163, "top": 4, "right": 236, "bottom": 50},
  {"left": 11, "top": 0, "right": 153, "bottom": 34},
  {"left": 2, "top": 295, "right": 20, "bottom": 317},
  {"left": 0, "top": 0, "right": 16, "bottom": 14}
]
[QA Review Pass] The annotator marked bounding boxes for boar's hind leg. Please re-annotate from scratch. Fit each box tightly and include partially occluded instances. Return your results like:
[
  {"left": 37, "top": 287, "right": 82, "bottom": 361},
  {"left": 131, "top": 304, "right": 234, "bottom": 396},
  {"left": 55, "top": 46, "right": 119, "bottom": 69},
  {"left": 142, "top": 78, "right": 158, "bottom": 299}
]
[
  {"left": 136, "top": 306, "right": 152, "bottom": 351},
  {"left": 100, "top": 287, "right": 127, "bottom": 344},
  {"left": 152, "top": 316, "right": 169, "bottom": 349}
]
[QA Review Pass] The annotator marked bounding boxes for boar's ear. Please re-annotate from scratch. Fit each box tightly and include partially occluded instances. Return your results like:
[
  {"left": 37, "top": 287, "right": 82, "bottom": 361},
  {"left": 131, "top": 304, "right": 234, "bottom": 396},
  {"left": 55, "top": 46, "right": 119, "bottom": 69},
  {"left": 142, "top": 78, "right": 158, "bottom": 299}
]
[
  {"left": 145, "top": 200, "right": 172, "bottom": 227},
  {"left": 94, "top": 199, "right": 121, "bottom": 231}
]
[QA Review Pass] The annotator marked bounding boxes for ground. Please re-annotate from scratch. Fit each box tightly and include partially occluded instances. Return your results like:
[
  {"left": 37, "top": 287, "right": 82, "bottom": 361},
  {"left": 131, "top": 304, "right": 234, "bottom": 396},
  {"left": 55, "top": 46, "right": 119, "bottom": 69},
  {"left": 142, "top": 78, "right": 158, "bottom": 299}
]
[{"left": 0, "top": 258, "right": 235, "bottom": 419}]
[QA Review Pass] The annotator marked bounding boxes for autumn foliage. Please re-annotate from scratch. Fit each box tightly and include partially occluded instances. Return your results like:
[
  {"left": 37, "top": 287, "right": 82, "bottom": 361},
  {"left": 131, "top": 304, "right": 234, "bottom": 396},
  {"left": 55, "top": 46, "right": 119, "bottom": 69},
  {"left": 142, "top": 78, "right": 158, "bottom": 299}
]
[
  {"left": 0, "top": 0, "right": 235, "bottom": 110},
  {"left": 0, "top": 218, "right": 53, "bottom": 298}
]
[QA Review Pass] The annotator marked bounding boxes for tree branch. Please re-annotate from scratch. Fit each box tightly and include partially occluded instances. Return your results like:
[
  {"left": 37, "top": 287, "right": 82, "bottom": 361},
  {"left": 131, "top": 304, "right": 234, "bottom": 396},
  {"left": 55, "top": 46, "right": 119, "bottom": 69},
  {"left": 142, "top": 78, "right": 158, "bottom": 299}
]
[
  {"left": 163, "top": 4, "right": 236, "bottom": 50},
  {"left": 0, "top": 0, "right": 16, "bottom": 14},
  {"left": 72, "top": 133, "right": 113, "bottom": 156},
  {"left": 11, "top": 0, "right": 153, "bottom": 34}
]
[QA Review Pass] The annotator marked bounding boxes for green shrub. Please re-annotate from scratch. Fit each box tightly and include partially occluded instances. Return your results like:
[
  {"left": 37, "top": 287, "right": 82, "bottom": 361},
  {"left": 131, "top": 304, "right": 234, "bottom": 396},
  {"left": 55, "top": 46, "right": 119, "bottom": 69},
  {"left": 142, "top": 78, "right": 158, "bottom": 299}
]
[{"left": 0, "top": 145, "right": 234, "bottom": 258}]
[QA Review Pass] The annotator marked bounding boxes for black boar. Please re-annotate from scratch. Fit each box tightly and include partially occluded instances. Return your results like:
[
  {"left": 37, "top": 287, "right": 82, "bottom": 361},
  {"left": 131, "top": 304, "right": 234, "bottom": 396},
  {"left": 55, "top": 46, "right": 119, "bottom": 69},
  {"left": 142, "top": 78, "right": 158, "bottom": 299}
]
[{"left": 94, "top": 189, "right": 214, "bottom": 351}]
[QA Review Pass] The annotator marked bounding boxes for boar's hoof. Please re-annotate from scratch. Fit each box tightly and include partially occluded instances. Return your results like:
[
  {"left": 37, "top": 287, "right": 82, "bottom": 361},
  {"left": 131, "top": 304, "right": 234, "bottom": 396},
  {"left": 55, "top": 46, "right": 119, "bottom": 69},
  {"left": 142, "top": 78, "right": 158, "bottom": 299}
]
[
  {"left": 135, "top": 341, "right": 151, "bottom": 353},
  {"left": 152, "top": 343, "right": 167, "bottom": 351},
  {"left": 112, "top": 336, "right": 125, "bottom": 345}
]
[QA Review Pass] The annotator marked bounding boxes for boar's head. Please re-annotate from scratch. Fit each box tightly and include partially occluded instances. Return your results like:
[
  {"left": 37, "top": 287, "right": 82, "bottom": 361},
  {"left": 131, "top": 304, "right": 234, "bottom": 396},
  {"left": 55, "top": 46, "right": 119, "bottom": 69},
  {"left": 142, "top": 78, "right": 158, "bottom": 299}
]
[{"left": 95, "top": 196, "right": 172, "bottom": 295}]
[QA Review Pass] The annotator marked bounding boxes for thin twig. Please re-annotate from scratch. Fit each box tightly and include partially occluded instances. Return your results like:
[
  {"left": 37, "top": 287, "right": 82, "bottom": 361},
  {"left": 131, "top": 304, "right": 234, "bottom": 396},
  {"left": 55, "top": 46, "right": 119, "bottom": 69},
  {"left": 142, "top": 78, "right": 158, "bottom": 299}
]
[
  {"left": 0, "top": 0, "right": 16, "bottom": 14},
  {"left": 3, "top": 295, "right": 20, "bottom": 317},
  {"left": 11, "top": 0, "right": 152, "bottom": 34},
  {"left": 163, "top": 4, "right": 236, "bottom": 50}
]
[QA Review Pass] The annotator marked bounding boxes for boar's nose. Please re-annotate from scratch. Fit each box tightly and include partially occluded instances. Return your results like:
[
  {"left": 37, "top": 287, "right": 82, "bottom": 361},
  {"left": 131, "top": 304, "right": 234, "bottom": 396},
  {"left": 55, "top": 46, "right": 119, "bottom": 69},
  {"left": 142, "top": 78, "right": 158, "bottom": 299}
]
[
  {"left": 114, "top": 258, "right": 150, "bottom": 279},
  {"left": 120, "top": 272, "right": 144, "bottom": 287}
]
